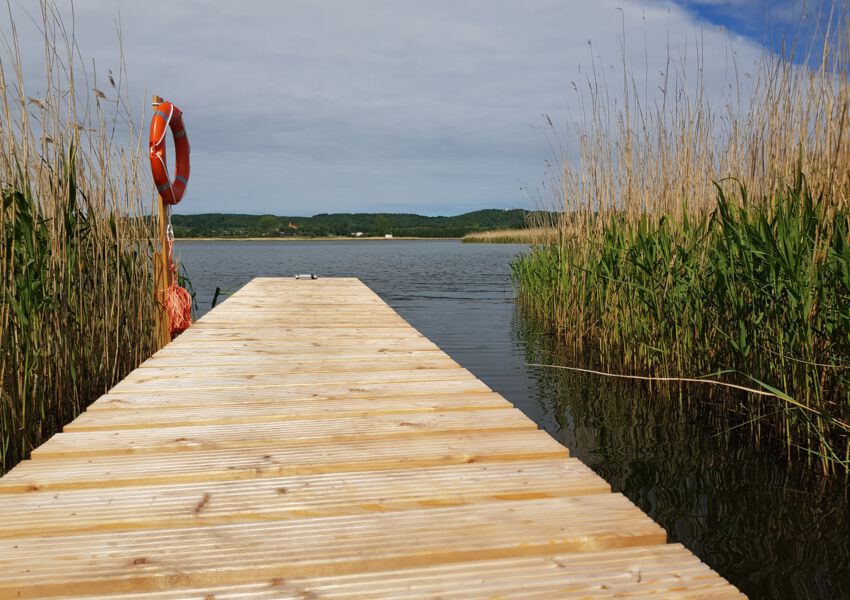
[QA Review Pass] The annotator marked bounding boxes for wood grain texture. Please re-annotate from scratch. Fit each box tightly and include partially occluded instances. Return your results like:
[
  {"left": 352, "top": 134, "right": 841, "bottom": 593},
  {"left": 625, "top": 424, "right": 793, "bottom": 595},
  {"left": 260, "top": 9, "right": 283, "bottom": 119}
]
[
  {"left": 40, "top": 545, "right": 744, "bottom": 600},
  {"left": 66, "top": 393, "right": 511, "bottom": 430},
  {"left": 0, "top": 460, "right": 609, "bottom": 538},
  {"left": 32, "top": 409, "right": 537, "bottom": 459},
  {"left": 0, "top": 277, "right": 743, "bottom": 598},
  {"left": 1, "top": 496, "right": 669, "bottom": 597},
  {"left": 0, "top": 431, "right": 570, "bottom": 493}
]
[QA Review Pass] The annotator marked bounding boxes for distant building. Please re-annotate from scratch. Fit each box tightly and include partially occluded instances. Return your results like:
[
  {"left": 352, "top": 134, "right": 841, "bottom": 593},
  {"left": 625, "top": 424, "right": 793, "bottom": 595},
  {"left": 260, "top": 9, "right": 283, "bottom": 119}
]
[
  {"left": 352, "top": 231, "right": 364, "bottom": 237},
  {"left": 384, "top": 234, "right": 393, "bottom": 239}
]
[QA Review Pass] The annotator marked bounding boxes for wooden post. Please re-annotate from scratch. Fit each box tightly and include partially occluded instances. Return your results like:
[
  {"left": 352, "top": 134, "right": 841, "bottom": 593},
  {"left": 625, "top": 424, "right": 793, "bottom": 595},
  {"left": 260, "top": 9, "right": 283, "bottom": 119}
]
[{"left": 152, "top": 95, "right": 171, "bottom": 348}]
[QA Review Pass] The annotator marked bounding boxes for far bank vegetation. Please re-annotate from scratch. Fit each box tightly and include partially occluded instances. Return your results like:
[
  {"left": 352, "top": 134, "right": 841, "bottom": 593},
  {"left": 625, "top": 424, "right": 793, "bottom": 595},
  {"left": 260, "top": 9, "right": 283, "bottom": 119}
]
[
  {"left": 463, "top": 227, "right": 557, "bottom": 244},
  {"left": 170, "top": 209, "right": 552, "bottom": 239}
]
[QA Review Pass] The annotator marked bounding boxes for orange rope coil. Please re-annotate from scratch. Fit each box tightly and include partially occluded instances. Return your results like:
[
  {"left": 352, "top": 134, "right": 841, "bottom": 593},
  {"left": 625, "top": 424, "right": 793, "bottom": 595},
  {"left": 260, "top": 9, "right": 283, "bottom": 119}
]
[
  {"left": 164, "top": 237, "right": 192, "bottom": 336},
  {"left": 166, "top": 281, "right": 193, "bottom": 335}
]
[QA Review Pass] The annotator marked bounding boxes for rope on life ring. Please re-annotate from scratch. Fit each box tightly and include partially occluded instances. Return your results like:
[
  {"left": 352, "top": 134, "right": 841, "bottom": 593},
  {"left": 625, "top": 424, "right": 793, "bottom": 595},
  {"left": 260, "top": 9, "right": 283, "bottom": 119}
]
[
  {"left": 150, "top": 97, "right": 193, "bottom": 338},
  {"left": 149, "top": 100, "right": 190, "bottom": 205}
]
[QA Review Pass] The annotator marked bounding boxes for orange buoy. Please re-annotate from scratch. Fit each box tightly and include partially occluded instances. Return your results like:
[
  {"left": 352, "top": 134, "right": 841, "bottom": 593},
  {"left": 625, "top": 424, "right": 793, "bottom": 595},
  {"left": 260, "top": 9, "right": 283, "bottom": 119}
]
[{"left": 149, "top": 101, "right": 190, "bottom": 205}]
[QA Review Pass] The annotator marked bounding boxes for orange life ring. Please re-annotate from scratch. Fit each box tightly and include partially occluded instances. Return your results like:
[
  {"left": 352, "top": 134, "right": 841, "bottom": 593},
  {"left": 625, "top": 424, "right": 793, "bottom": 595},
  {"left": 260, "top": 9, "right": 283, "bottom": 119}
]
[{"left": 149, "top": 101, "right": 190, "bottom": 205}]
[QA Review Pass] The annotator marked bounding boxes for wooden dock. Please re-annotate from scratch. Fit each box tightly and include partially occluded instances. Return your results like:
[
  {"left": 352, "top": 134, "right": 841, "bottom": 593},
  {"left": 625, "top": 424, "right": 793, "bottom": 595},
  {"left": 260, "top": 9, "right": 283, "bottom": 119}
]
[{"left": 0, "top": 278, "right": 743, "bottom": 598}]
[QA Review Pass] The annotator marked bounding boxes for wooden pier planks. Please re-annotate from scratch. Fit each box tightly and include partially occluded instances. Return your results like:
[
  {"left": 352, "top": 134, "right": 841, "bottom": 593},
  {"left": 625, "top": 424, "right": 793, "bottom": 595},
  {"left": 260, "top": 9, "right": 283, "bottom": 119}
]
[{"left": 0, "top": 277, "right": 744, "bottom": 598}]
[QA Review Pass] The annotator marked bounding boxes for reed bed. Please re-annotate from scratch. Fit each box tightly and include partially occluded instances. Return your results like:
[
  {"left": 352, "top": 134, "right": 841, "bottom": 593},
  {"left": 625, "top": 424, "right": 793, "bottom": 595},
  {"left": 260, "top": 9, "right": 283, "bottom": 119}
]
[
  {"left": 0, "top": 2, "right": 159, "bottom": 473},
  {"left": 514, "top": 14, "right": 850, "bottom": 473},
  {"left": 463, "top": 227, "right": 557, "bottom": 244}
]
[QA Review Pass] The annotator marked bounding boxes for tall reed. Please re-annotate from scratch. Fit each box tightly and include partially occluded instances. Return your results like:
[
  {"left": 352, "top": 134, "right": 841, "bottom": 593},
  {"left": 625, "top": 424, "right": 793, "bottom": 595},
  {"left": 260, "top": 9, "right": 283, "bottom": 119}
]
[
  {"left": 515, "top": 11, "right": 850, "bottom": 473},
  {"left": 0, "top": 2, "right": 159, "bottom": 473}
]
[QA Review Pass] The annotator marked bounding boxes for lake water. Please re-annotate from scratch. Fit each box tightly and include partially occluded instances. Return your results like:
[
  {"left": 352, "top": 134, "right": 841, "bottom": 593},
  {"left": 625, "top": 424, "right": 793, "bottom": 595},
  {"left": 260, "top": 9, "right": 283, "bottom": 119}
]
[{"left": 177, "top": 239, "right": 850, "bottom": 600}]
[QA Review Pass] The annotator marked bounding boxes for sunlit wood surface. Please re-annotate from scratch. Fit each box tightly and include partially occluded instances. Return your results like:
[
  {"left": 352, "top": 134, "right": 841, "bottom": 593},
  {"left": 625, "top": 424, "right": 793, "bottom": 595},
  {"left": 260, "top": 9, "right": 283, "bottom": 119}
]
[{"left": 0, "top": 278, "right": 744, "bottom": 598}]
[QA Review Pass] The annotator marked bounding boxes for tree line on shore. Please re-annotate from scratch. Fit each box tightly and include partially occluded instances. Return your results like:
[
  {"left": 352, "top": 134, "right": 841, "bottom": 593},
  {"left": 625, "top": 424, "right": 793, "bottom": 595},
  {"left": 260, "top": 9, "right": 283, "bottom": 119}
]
[{"left": 170, "top": 209, "right": 548, "bottom": 238}]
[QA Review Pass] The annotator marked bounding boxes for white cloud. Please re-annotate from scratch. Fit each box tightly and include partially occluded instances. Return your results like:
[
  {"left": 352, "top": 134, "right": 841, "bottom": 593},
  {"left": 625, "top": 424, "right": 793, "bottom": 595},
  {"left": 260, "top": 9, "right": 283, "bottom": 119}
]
[{"left": 2, "top": 0, "right": 767, "bottom": 215}]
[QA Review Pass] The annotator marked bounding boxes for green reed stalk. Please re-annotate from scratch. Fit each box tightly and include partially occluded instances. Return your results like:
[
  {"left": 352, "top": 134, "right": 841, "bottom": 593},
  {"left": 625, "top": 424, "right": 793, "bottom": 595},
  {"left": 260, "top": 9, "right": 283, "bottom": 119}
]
[{"left": 515, "top": 177, "right": 850, "bottom": 473}]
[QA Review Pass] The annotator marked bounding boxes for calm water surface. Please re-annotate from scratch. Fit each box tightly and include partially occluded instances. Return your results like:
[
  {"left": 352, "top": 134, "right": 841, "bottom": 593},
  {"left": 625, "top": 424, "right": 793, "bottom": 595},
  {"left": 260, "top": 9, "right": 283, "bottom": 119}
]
[{"left": 177, "top": 239, "right": 850, "bottom": 600}]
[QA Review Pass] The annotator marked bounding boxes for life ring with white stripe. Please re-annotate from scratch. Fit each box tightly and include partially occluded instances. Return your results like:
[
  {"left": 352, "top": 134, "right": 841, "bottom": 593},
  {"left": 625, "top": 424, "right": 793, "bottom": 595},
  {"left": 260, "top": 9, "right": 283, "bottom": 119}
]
[{"left": 149, "top": 100, "right": 190, "bottom": 205}]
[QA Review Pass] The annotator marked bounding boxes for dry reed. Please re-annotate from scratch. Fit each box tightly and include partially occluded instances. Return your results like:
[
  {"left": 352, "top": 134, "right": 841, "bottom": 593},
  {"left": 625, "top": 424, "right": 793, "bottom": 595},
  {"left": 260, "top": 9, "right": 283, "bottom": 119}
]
[
  {"left": 515, "top": 10, "right": 850, "bottom": 473},
  {"left": 0, "top": 1, "right": 160, "bottom": 473},
  {"left": 462, "top": 227, "right": 557, "bottom": 244}
]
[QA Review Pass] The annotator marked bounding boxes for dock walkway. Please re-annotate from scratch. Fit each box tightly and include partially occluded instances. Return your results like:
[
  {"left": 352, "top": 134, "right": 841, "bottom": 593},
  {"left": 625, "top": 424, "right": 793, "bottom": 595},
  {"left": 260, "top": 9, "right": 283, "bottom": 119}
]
[{"left": 0, "top": 278, "right": 743, "bottom": 598}]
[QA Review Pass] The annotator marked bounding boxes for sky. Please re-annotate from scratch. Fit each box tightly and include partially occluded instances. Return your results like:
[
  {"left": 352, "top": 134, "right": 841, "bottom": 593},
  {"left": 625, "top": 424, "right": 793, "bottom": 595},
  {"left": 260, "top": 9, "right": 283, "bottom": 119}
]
[{"left": 3, "top": 0, "right": 834, "bottom": 216}]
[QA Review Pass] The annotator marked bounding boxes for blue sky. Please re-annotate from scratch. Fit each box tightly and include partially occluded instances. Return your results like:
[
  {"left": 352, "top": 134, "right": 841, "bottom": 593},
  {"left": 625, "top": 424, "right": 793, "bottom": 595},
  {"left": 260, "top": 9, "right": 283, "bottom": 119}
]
[
  {"left": 679, "top": 0, "right": 835, "bottom": 60},
  {"left": 681, "top": 0, "right": 791, "bottom": 39},
  {"left": 5, "top": 0, "right": 839, "bottom": 216}
]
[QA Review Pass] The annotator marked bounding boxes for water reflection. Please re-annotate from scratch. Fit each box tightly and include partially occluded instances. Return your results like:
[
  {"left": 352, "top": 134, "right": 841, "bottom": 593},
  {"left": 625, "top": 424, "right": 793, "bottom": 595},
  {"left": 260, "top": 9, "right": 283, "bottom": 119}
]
[{"left": 512, "top": 307, "right": 850, "bottom": 600}]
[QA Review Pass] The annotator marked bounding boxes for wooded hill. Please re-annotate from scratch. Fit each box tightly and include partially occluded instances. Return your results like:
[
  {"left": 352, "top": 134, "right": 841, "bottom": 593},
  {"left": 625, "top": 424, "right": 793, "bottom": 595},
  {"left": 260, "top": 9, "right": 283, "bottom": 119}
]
[{"left": 171, "top": 209, "right": 546, "bottom": 238}]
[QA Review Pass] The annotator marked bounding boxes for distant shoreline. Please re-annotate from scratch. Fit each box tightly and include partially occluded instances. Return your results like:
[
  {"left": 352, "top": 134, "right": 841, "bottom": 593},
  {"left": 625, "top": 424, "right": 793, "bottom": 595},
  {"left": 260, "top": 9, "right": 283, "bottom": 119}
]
[{"left": 176, "top": 236, "right": 462, "bottom": 241}]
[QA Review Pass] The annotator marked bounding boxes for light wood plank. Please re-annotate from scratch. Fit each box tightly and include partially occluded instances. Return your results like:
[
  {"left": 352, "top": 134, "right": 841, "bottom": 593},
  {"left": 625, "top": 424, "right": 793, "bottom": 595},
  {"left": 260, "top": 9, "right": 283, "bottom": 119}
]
[
  {"left": 0, "top": 496, "right": 667, "bottom": 598},
  {"left": 0, "top": 430, "right": 569, "bottom": 493},
  {"left": 38, "top": 544, "right": 743, "bottom": 599},
  {"left": 126, "top": 356, "right": 462, "bottom": 379},
  {"left": 66, "top": 393, "right": 511, "bottom": 430},
  {"left": 138, "top": 351, "right": 447, "bottom": 370},
  {"left": 148, "top": 337, "right": 442, "bottom": 352},
  {"left": 139, "top": 349, "right": 445, "bottom": 367},
  {"left": 107, "top": 368, "right": 477, "bottom": 394},
  {"left": 0, "top": 459, "right": 609, "bottom": 538},
  {"left": 34, "top": 409, "right": 536, "bottom": 459},
  {"left": 92, "top": 379, "right": 494, "bottom": 409}
]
